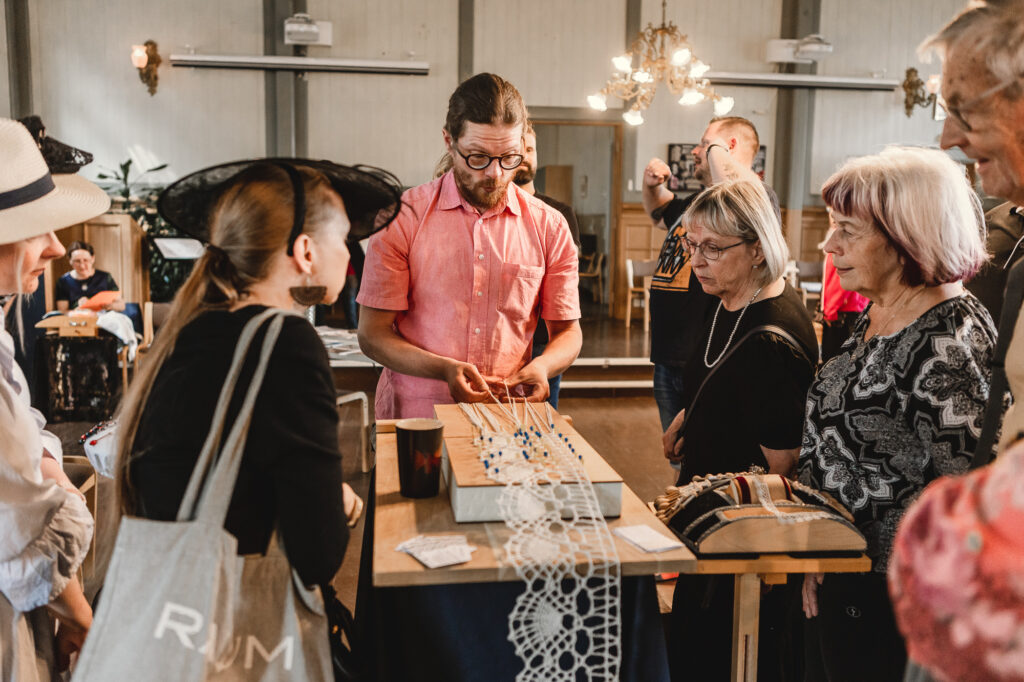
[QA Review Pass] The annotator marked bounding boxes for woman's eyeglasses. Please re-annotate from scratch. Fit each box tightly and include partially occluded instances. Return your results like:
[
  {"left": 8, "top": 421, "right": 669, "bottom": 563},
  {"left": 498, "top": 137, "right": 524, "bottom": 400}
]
[{"left": 683, "top": 237, "right": 746, "bottom": 261}]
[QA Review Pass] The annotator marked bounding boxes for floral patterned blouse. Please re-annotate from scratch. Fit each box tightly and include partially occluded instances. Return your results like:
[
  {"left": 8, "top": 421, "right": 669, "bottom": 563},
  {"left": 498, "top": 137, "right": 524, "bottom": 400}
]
[{"left": 798, "top": 293, "right": 997, "bottom": 573}]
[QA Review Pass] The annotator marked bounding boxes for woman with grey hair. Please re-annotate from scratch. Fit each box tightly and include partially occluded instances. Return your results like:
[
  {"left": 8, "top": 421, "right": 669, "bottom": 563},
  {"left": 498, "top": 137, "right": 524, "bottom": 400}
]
[
  {"left": 663, "top": 179, "right": 818, "bottom": 681},
  {"left": 799, "top": 146, "right": 993, "bottom": 681}
]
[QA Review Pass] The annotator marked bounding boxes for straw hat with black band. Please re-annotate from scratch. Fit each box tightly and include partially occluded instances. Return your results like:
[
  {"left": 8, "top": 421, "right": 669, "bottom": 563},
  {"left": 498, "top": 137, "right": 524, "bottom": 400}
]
[
  {"left": 157, "top": 158, "right": 404, "bottom": 251},
  {"left": 0, "top": 117, "right": 110, "bottom": 245}
]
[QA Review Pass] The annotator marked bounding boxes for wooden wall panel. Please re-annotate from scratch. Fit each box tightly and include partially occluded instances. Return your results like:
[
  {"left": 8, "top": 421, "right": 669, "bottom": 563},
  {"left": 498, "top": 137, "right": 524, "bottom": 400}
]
[
  {"left": 809, "top": 0, "right": 964, "bottom": 193},
  {"left": 306, "top": 0, "right": 459, "bottom": 188},
  {"left": 473, "top": 0, "right": 626, "bottom": 110},
  {"left": 29, "top": 0, "right": 265, "bottom": 186}
]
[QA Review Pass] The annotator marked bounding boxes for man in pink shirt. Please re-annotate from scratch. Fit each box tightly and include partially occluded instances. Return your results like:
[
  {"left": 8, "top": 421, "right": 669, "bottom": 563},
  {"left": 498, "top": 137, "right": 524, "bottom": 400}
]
[{"left": 357, "top": 73, "right": 582, "bottom": 419}]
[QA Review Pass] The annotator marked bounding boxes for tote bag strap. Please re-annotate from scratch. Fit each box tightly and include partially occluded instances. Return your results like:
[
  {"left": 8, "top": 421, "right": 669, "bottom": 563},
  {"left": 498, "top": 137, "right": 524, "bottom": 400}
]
[
  {"left": 971, "top": 258, "right": 1024, "bottom": 470},
  {"left": 176, "top": 308, "right": 291, "bottom": 523}
]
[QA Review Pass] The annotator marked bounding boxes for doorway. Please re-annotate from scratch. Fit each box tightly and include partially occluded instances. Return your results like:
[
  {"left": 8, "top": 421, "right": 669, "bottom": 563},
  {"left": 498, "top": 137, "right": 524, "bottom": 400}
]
[{"left": 532, "top": 121, "right": 622, "bottom": 319}]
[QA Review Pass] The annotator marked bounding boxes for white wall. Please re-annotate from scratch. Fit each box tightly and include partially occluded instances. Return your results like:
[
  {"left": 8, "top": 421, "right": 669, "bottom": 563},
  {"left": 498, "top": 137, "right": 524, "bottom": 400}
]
[
  {"left": 473, "top": 0, "right": 626, "bottom": 110},
  {"left": 306, "top": 0, "right": 459, "bottom": 188},
  {"left": 633, "top": 0, "right": 783, "bottom": 189},
  {"left": 809, "top": 0, "right": 963, "bottom": 193},
  {"left": 28, "top": 0, "right": 266, "bottom": 184},
  {"left": 0, "top": 4, "right": 10, "bottom": 118}
]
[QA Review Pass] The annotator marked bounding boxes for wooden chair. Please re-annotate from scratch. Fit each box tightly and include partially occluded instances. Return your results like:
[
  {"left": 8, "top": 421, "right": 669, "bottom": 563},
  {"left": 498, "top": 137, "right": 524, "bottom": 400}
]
[
  {"left": 625, "top": 258, "right": 657, "bottom": 331},
  {"left": 63, "top": 456, "right": 97, "bottom": 580},
  {"left": 338, "top": 391, "right": 372, "bottom": 472},
  {"left": 578, "top": 252, "right": 605, "bottom": 304}
]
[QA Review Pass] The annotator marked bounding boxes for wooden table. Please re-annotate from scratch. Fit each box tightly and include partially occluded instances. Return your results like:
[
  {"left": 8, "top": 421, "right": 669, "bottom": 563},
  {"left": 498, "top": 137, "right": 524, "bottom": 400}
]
[
  {"left": 372, "top": 419, "right": 697, "bottom": 587},
  {"left": 372, "top": 417, "right": 869, "bottom": 682}
]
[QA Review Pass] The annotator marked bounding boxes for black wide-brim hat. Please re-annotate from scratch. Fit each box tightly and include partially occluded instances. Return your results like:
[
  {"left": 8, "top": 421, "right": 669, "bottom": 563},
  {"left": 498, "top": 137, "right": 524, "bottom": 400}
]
[{"left": 157, "top": 158, "right": 403, "bottom": 245}]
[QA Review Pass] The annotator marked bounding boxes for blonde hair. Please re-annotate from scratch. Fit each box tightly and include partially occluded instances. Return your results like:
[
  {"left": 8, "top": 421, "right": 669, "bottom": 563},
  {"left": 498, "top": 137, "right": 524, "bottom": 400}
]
[
  {"left": 822, "top": 146, "right": 987, "bottom": 286},
  {"left": 115, "top": 164, "right": 343, "bottom": 514},
  {"left": 683, "top": 180, "right": 789, "bottom": 286},
  {"left": 920, "top": 0, "right": 1024, "bottom": 99}
]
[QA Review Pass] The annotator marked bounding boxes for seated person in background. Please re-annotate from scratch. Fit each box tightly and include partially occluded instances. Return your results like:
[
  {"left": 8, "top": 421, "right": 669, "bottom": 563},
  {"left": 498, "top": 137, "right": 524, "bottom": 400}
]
[{"left": 55, "top": 240, "right": 124, "bottom": 312}]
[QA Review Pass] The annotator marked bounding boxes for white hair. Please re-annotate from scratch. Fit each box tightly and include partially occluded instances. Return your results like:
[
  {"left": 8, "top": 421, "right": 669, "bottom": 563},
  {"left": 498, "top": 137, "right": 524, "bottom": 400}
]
[
  {"left": 822, "top": 146, "right": 987, "bottom": 286},
  {"left": 683, "top": 180, "right": 789, "bottom": 287},
  {"left": 920, "top": 0, "right": 1024, "bottom": 97}
]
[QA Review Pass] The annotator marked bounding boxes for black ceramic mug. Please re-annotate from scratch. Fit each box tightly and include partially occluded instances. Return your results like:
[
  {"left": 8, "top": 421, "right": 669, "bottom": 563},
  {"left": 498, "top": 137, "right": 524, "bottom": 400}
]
[{"left": 395, "top": 418, "right": 444, "bottom": 498}]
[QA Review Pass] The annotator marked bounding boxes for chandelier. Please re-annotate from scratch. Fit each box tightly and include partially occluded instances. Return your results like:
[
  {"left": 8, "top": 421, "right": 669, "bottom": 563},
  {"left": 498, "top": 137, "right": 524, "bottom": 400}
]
[{"left": 587, "top": 0, "right": 733, "bottom": 125}]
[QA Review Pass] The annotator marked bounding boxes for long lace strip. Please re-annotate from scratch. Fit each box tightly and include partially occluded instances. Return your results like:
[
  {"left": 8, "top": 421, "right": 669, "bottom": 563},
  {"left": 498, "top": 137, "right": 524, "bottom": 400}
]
[{"left": 459, "top": 401, "right": 622, "bottom": 681}]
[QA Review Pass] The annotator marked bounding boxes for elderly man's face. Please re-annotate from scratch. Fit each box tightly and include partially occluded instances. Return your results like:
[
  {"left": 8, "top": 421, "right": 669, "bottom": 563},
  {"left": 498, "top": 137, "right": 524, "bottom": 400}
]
[{"left": 939, "top": 47, "right": 1024, "bottom": 204}]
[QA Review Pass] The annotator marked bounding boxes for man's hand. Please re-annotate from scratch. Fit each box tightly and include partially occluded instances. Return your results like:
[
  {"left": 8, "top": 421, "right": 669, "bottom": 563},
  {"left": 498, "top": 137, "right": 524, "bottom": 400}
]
[
  {"left": 662, "top": 408, "right": 686, "bottom": 461},
  {"left": 443, "top": 360, "right": 492, "bottom": 403},
  {"left": 55, "top": 618, "right": 88, "bottom": 672},
  {"left": 500, "top": 362, "right": 550, "bottom": 403},
  {"left": 644, "top": 158, "right": 672, "bottom": 187}
]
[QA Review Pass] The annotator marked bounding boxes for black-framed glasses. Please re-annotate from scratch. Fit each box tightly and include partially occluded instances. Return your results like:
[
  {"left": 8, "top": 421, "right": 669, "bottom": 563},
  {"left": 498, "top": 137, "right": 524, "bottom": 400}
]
[
  {"left": 683, "top": 237, "right": 746, "bottom": 261},
  {"left": 938, "top": 79, "right": 1017, "bottom": 132},
  {"left": 453, "top": 144, "right": 524, "bottom": 171}
]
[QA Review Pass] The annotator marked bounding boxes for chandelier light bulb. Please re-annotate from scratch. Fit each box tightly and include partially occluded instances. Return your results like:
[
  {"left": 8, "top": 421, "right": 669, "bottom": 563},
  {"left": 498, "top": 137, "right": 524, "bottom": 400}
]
[
  {"left": 587, "top": 93, "right": 608, "bottom": 111},
  {"left": 612, "top": 54, "right": 633, "bottom": 73},
  {"left": 131, "top": 44, "right": 148, "bottom": 69},
  {"left": 678, "top": 88, "right": 704, "bottom": 106},
  {"left": 631, "top": 70, "right": 653, "bottom": 83},
  {"left": 622, "top": 109, "right": 644, "bottom": 126},
  {"left": 670, "top": 47, "right": 692, "bottom": 66},
  {"left": 714, "top": 96, "right": 735, "bottom": 116},
  {"left": 689, "top": 60, "right": 710, "bottom": 78}
]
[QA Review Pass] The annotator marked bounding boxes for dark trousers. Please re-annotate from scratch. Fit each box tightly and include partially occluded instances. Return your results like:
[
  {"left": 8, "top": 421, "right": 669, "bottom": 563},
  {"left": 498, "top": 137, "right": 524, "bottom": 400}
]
[
  {"left": 803, "top": 572, "right": 907, "bottom": 682},
  {"left": 653, "top": 363, "right": 687, "bottom": 432},
  {"left": 531, "top": 343, "right": 562, "bottom": 408},
  {"left": 669, "top": 574, "right": 801, "bottom": 682}
]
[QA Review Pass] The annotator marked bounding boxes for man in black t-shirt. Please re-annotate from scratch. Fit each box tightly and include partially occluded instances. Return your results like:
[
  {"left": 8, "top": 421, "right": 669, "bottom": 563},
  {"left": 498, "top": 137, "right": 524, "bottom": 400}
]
[
  {"left": 642, "top": 117, "right": 766, "bottom": 432},
  {"left": 515, "top": 122, "right": 581, "bottom": 408}
]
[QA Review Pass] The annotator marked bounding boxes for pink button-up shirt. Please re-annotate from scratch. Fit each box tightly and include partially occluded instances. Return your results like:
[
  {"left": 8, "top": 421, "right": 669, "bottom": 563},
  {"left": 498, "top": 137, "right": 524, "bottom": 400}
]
[{"left": 358, "top": 172, "right": 580, "bottom": 419}]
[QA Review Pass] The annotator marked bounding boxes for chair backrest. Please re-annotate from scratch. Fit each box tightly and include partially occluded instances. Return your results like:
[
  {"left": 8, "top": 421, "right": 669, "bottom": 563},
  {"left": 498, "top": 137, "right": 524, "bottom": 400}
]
[
  {"left": 625, "top": 258, "right": 635, "bottom": 286},
  {"left": 626, "top": 258, "right": 658, "bottom": 287}
]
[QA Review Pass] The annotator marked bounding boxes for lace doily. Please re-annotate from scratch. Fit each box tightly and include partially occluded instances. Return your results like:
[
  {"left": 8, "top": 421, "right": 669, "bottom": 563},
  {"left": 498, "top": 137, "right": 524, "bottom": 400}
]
[{"left": 459, "top": 401, "right": 621, "bottom": 681}]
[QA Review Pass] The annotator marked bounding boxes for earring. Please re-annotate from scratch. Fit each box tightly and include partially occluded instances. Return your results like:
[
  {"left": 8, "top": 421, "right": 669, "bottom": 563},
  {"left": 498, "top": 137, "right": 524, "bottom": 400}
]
[{"left": 289, "top": 276, "right": 327, "bottom": 307}]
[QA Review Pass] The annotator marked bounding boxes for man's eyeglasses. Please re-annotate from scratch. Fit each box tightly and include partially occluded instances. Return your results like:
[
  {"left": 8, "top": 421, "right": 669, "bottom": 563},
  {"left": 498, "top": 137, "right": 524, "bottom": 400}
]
[
  {"left": 683, "top": 237, "right": 747, "bottom": 261},
  {"left": 938, "top": 78, "right": 1018, "bottom": 132},
  {"left": 453, "top": 144, "right": 524, "bottom": 171}
]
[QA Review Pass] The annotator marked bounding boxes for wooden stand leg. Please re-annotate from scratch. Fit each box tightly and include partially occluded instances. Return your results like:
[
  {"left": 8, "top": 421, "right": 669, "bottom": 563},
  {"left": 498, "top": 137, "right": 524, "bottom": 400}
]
[{"left": 731, "top": 573, "right": 760, "bottom": 682}]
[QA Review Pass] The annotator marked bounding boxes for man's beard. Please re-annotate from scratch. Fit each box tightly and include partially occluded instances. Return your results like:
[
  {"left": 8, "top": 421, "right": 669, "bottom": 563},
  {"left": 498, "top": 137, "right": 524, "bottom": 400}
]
[
  {"left": 453, "top": 165, "right": 511, "bottom": 211},
  {"left": 694, "top": 162, "right": 711, "bottom": 187},
  {"left": 514, "top": 162, "right": 536, "bottom": 186}
]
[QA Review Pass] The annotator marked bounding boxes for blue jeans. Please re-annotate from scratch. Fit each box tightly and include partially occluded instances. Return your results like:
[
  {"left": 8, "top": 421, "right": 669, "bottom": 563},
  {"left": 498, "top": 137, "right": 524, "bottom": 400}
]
[
  {"left": 532, "top": 344, "right": 561, "bottom": 409},
  {"left": 653, "top": 363, "right": 688, "bottom": 432}
]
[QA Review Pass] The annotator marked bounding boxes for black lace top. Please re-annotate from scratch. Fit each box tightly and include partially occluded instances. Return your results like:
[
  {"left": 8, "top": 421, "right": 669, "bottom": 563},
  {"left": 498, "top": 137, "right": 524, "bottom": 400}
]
[{"left": 798, "top": 293, "right": 997, "bottom": 572}]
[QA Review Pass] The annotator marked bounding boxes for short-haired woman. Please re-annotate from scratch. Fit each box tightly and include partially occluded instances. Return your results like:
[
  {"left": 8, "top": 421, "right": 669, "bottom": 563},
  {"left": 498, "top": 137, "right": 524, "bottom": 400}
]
[
  {"left": 799, "top": 146, "right": 993, "bottom": 681},
  {"left": 663, "top": 179, "right": 819, "bottom": 681},
  {"left": 54, "top": 240, "right": 125, "bottom": 312}
]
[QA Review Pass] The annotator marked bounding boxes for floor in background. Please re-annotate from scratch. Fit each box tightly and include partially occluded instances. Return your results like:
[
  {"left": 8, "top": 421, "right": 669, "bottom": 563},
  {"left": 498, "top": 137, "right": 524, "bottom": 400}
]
[{"left": 579, "top": 316, "right": 652, "bottom": 359}]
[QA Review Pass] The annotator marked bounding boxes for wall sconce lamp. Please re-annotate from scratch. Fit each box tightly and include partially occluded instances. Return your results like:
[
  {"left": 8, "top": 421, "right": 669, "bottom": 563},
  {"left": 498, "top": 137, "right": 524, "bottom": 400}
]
[
  {"left": 902, "top": 67, "right": 941, "bottom": 117},
  {"left": 131, "top": 40, "right": 162, "bottom": 96}
]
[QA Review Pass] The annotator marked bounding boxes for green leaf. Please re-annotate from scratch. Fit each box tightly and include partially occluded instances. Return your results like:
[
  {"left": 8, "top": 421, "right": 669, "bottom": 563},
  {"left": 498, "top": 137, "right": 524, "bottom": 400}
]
[{"left": 146, "top": 163, "right": 168, "bottom": 172}]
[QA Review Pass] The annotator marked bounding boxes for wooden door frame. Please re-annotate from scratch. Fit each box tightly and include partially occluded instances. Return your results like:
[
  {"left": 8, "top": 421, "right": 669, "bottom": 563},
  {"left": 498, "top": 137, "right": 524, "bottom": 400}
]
[{"left": 531, "top": 119, "right": 623, "bottom": 317}]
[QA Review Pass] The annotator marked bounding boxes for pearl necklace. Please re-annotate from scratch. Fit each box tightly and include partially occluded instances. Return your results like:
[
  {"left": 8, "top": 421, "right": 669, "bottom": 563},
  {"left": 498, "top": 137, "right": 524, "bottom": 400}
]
[{"left": 704, "top": 285, "right": 764, "bottom": 368}]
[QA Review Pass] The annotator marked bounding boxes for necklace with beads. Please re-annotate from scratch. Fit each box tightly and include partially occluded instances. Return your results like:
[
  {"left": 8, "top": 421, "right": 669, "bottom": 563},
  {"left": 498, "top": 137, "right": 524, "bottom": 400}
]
[{"left": 704, "top": 284, "right": 764, "bottom": 368}]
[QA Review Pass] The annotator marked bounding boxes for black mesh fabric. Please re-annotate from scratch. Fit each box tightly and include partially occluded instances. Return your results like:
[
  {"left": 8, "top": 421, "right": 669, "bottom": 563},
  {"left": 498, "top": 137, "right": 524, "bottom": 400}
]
[
  {"left": 156, "top": 158, "right": 403, "bottom": 245},
  {"left": 18, "top": 115, "right": 95, "bottom": 174}
]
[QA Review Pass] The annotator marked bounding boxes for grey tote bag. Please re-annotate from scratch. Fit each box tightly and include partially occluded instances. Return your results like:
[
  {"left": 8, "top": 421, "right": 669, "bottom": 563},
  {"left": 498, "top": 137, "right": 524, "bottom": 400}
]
[{"left": 73, "top": 309, "right": 332, "bottom": 681}]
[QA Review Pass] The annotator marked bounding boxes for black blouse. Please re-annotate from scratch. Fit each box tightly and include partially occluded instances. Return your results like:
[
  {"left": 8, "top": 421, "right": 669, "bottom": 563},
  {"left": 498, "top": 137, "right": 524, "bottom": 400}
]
[
  {"left": 129, "top": 305, "right": 349, "bottom": 587},
  {"left": 798, "top": 294, "right": 996, "bottom": 572},
  {"left": 677, "top": 283, "right": 818, "bottom": 484}
]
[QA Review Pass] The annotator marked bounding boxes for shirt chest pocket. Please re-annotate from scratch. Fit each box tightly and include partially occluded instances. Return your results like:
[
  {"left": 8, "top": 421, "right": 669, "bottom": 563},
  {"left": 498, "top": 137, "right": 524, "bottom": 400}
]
[{"left": 499, "top": 263, "right": 544, "bottom": 321}]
